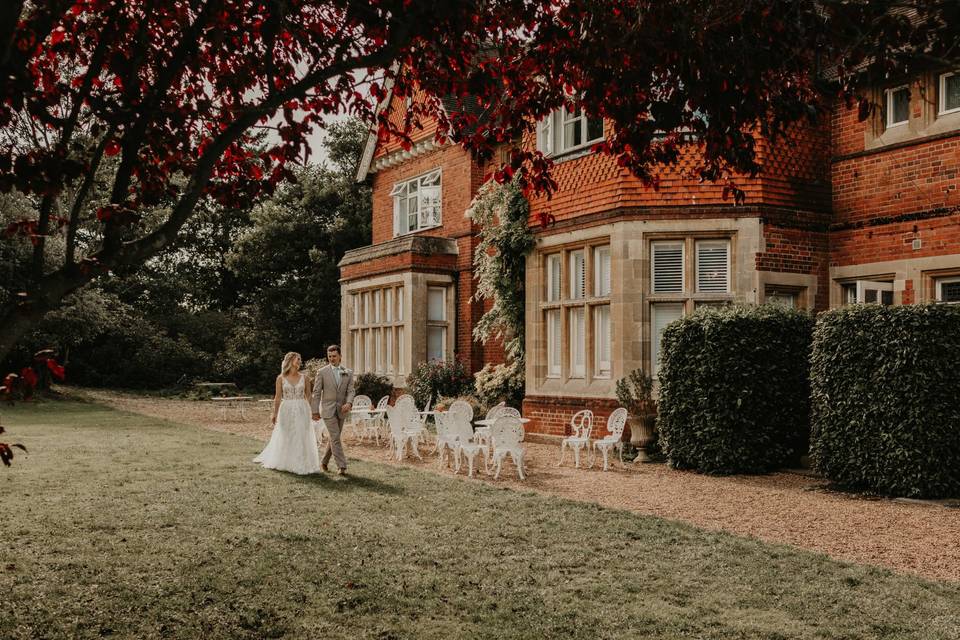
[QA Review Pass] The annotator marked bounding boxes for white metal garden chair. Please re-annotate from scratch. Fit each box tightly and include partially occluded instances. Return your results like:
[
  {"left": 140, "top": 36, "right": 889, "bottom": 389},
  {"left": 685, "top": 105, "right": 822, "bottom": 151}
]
[
  {"left": 432, "top": 412, "right": 458, "bottom": 469},
  {"left": 474, "top": 401, "right": 507, "bottom": 448},
  {"left": 490, "top": 415, "right": 526, "bottom": 480},
  {"left": 347, "top": 394, "right": 372, "bottom": 441},
  {"left": 592, "top": 408, "right": 628, "bottom": 471},
  {"left": 448, "top": 412, "right": 489, "bottom": 478},
  {"left": 558, "top": 409, "right": 594, "bottom": 469},
  {"left": 447, "top": 399, "right": 474, "bottom": 423},
  {"left": 369, "top": 395, "right": 390, "bottom": 444},
  {"left": 385, "top": 404, "right": 422, "bottom": 462},
  {"left": 358, "top": 395, "right": 387, "bottom": 445}
]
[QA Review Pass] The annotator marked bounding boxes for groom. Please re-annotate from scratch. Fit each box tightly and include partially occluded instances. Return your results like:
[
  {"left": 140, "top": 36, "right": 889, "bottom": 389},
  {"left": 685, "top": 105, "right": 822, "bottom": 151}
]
[{"left": 311, "top": 344, "right": 355, "bottom": 475}]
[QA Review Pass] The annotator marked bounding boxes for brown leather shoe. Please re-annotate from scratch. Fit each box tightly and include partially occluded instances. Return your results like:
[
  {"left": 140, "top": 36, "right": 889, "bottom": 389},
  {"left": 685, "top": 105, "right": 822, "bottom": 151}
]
[
  {"left": 321, "top": 463, "right": 329, "bottom": 473},
  {"left": 337, "top": 468, "right": 347, "bottom": 476}
]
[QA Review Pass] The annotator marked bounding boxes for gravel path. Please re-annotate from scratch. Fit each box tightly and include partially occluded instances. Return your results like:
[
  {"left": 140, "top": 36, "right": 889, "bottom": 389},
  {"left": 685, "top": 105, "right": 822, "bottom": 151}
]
[{"left": 77, "top": 389, "right": 960, "bottom": 583}]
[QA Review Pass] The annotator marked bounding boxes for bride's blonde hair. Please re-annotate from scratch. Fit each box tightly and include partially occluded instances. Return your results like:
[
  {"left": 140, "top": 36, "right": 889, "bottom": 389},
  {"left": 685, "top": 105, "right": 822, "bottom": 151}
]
[{"left": 280, "top": 352, "right": 301, "bottom": 376}]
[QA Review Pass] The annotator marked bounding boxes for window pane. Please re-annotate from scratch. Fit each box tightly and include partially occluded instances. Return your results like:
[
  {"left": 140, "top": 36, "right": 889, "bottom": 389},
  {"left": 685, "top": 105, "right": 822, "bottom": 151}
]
[
  {"left": 652, "top": 242, "right": 684, "bottom": 293},
  {"left": 374, "top": 328, "right": 382, "bottom": 372},
  {"left": 841, "top": 283, "right": 857, "bottom": 305},
  {"left": 364, "top": 330, "right": 372, "bottom": 372},
  {"left": 594, "top": 304, "right": 611, "bottom": 377},
  {"left": 587, "top": 117, "right": 603, "bottom": 142},
  {"left": 427, "top": 287, "right": 445, "bottom": 321},
  {"left": 398, "top": 327, "right": 405, "bottom": 372},
  {"left": 939, "top": 279, "right": 960, "bottom": 303},
  {"left": 594, "top": 245, "right": 611, "bottom": 297},
  {"left": 943, "top": 73, "right": 960, "bottom": 112},
  {"left": 397, "top": 287, "right": 404, "bottom": 320},
  {"left": 374, "top": 290, "right": 381, "bottom": 322},
  {"left": 421, "top": 185, "right": 441, "bottom": 226},
  {"left": 352, "top": 293, "right": 359, "bottom": 325},
  {"left": 363, "top": 292, "right": 370, "bottom": 323},
  {"left": 385, "top": 288, "right": 393, "bottom": 322},
  {"left": 888, "top": 86, "right": 910, "bottom": 125},
  {"left": 427, "top": 326, "right": 445, "bottom": 361},
  {"left": 767, "top": 293, "right": 796, "bottom": 308},
  {"left": 538, "top": 117, "right": 553, "bottom": 154},
  {"left": 398, "top": 196, "right": 409, "bottom": 233},
  {"left": 546, "top": 309, "right": 561, "bottom": 377},
  {"left": 547, "top": 254, "right": 561, "bottom": 301},
  {"left": 408, "top": 195, "right": 418, "bottom": 230},
  {"left": 569, "top": 307, "right": 585, "bottom": 377},
  {"left": 696, "top": 240, "right": 729, "bottom": 293},
  {"left": 386, "top": 328, "right": 394, "bottom": 373},
  {"left": 563, "top": 120, "right": 581, "bottom": 149},
  {"left": 352, "top": 331, "right": 360, "bottom": 371},
  {"left": 569, "top": 250, "right": 585, "bottom": 299},
  {"left": 652, "top": 303, "right": 684, "bottom": 377}
]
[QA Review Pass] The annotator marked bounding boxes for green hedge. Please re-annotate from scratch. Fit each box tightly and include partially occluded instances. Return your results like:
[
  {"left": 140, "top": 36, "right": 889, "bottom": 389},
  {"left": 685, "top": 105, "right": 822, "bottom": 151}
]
[
  {"left": 657, "top": 305, "right": 814, "bottom": 474},
  {"left": 810, "top": 304, "right": 960, "bottom": 498}
]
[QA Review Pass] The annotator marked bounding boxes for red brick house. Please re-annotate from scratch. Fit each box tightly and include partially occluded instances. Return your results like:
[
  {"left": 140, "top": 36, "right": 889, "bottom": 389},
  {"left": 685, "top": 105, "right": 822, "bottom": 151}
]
[{"left": 340, "top": 67, "right": 960, "bottom": 437}]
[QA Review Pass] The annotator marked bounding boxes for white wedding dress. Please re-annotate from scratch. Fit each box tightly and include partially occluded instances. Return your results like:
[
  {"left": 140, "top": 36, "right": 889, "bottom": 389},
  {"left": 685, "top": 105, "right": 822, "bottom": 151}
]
[{"left": 253, "top": 375, "right": 322, "bottom": 475}]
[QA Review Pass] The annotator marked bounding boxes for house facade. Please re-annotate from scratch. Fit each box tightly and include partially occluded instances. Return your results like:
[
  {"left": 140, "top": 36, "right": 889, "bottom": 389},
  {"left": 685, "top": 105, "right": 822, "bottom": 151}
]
[{"left": 340, "top": 67, "right": 960, "bottom": 437}]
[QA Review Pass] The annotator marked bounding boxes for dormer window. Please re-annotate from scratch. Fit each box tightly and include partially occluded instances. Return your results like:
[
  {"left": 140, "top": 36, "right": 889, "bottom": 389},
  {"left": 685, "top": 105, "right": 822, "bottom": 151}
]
[
  {"left": 885, "top": 85, "right": 910, "bottom": 128},
  {"left": 391, "top": 169, "right": 441, "bottom": 236},
  {"left": 537, "top": 106, "right": 603, "bottom": 156}
]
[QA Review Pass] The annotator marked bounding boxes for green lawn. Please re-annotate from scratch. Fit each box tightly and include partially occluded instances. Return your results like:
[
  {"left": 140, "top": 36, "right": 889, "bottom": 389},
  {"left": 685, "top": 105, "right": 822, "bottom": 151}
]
[{"left": 2, "top": 402, "right": 959, "bottom": 639}]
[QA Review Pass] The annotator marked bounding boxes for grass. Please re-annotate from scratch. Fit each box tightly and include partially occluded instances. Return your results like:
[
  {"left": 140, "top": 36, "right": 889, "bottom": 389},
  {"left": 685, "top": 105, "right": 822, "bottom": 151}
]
[{"left": 2, "top": 401, "right": 959, "bottom": 640}]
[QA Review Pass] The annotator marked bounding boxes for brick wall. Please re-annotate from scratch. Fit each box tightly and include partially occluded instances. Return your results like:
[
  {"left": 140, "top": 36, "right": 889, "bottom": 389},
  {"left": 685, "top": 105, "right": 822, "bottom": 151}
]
[
  {"left": 832, "top": 136, "right": 960, "bottom": 227},
  {"left": 830, "top": 210, "right": 960, "bottom": 267},
  {"left": 522, "top": 395, "right": 622, "bottom": 437},
  {"left": 340, "top": 251, "right": 457, "bottom": 282},
  {"left": 756, "top": 224, "right": 830, "bottom": 309}
]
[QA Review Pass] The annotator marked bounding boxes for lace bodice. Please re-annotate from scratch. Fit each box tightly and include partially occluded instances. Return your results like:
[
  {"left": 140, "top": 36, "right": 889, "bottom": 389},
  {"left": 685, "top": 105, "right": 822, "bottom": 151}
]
[{"left": 281, "top": 375, "right": 306, "bottom": 400}]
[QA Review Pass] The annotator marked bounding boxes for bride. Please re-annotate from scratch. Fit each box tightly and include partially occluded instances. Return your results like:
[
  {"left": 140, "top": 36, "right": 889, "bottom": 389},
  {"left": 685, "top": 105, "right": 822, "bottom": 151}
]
[{"left": 253, "top": 352, "right": 322, "bottom": 474}]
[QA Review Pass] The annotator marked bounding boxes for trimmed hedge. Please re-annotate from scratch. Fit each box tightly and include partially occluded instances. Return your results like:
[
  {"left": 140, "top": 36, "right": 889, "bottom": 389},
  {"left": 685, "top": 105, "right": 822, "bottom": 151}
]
[
  {"left": 658, "top": 305, "right": 814, "bottom": 474},
  {"left": 810, "top": 304, "right": 960, "bottom": 498}
]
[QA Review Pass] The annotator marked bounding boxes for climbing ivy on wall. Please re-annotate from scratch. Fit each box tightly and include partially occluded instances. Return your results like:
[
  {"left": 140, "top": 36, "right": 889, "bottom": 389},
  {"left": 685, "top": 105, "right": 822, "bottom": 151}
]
[{"left": 466, "top": 176, "right": 535, "bottom": 405}]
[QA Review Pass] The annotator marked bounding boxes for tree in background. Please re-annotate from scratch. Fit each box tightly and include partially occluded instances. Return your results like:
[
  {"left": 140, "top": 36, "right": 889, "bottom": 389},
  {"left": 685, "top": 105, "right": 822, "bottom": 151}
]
[
  {"left": 1, "top": 1, "right": 957, "bottom": 362},
  {"left": 227, "top": 119, "right": 371, "bottom": 363}
]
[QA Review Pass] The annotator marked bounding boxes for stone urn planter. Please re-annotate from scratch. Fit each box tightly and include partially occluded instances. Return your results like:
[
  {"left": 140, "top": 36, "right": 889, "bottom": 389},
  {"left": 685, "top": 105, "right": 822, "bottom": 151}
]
[{"left": 629, "top": 413, "right": 657, "bottom": 463}]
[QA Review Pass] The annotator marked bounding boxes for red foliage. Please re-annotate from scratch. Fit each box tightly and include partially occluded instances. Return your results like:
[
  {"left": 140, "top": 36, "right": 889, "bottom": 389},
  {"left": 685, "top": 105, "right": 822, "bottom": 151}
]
[{"left": 0, "top": 1, "right": 955, "bottom": 360}]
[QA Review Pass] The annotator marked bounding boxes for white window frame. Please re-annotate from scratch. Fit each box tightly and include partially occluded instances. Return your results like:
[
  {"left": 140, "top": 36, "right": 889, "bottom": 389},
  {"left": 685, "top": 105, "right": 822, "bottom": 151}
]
[
  {"left": 939, "top": 71, "right": 960, "bottom": 116},
  {"left": 391, "top": 169, "right": 442, "bottom": 236},
  {"left": 695, "top": 239, "right": 731, "bottom": 293},
  {"left": 935, "top": 276, "right": 960, "bottom": 303},
  {"left": 651, "top": 241, "right": 685, "bottom": 294},
  {"left": 536, "top": 107, "right": 604, "bottom": 156},
  {"left": 885, "top": 85, "right": 910, "bottom": 128}
]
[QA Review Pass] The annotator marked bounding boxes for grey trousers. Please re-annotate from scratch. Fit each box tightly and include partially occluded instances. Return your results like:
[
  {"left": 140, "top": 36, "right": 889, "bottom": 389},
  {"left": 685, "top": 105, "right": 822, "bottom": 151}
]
[{"left": 322, "top": 413, "right": 348, "bottom": 470}]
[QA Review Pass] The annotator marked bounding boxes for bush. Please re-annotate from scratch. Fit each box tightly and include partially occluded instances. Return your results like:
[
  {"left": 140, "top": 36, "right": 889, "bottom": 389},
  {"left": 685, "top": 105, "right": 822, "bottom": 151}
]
[
  {"left": 355, "top": 372, "right": 393, "bottom": 403},
  {"left": 405, "top": 360, "right": 473, "bottom": 408},
  {"left": 657, "top": 304, "right": 814, "bottom": 474},
  {"left": 810, "top": 304, "right": 960, "bottom": 498},
  {"left": 474, "top": 360, "right": 524, "bottom": 408}
]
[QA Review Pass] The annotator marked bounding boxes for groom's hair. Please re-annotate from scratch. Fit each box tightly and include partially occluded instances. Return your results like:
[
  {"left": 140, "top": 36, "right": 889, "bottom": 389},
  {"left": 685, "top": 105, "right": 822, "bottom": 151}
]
[{"left": 326, "top": 344, "right": 341, "bottom": 355}]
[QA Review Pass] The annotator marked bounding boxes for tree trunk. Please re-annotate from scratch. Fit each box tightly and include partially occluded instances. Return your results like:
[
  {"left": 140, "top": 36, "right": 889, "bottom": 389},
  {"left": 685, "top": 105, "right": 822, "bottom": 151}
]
[{"left": 0, "top": 266, "right": 91, "bottom": 364}]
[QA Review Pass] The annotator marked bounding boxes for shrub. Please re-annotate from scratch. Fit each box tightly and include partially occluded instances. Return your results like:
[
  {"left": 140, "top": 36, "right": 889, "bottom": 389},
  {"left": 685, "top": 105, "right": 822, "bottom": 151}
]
[
  {"left": 810, "top": 304, "right": 960, "bottom": 498},
  {"left": 405, "top": 360, "right": 473, "bottom": 408},
  {"left": 615, "top": 369, "right": 656, "bottom": 416},
  {"left": 355, "top": 372, "right": 393, "bottom": 403},
  {"left": 657, "top": 304, "right": 814, "bottom": 474},
  {"left": 474, "top": 360, "right": 524, "bottom": 408}
]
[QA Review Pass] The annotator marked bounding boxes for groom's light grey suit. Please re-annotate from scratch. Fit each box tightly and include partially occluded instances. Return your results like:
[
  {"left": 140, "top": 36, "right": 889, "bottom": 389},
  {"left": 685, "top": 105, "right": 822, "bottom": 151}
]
[{"left": 310, "top": 364, "right": 355, "bottom": 470}]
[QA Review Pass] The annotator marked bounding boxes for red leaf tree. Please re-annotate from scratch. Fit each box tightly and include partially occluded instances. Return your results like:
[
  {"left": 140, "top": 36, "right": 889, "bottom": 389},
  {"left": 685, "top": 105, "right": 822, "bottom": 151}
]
[{"left": 0, "top": 0, "right": 956, "bottom": 361}]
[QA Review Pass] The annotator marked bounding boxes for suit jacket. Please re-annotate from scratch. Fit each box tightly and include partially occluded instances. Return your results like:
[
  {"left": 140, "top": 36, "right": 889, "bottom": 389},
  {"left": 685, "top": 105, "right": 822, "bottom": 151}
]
[{"left": 310, "top": 364, "right": 356, "bottom": 420}]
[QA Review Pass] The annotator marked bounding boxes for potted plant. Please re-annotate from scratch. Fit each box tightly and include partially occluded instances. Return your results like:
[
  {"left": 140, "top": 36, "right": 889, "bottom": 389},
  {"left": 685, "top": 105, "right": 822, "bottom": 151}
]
[{"left": 615, "top": 369, "right": 657, "bottom": 463}]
